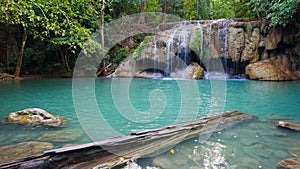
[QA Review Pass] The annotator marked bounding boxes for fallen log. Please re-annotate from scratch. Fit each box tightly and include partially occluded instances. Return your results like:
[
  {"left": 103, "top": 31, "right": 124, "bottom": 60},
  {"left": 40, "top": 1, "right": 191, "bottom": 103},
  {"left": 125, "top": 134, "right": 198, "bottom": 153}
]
[{"left": 0, "top": 111, "right": 255, "bottom": 169}]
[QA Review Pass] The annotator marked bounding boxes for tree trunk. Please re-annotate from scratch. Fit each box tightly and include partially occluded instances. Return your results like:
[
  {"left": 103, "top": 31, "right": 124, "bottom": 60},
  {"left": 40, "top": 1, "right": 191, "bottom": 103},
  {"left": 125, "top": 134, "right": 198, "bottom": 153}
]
[
  {"left": 162, "top": 0, "right": 167, "bottom": 14},
  {"left": 141, "top": 1, "right": 146, "bottom": 13},
  {"left": 160, "top": 0, "right": 167, "bottom": 23},
  {"left": 14, "top": 27, "right": 27, "bottom": 77},
  {"left": 139, "top": 1, "right": 147, "bottom": 23},
  {"left": 196, "top": 0, "right": 199, "bottom": 19},
  {"left": 100, "top": 0, "right": 105, "bottom": 48},
  {"left": 58, "top": 46, "right": 71, "bottom": 72}
]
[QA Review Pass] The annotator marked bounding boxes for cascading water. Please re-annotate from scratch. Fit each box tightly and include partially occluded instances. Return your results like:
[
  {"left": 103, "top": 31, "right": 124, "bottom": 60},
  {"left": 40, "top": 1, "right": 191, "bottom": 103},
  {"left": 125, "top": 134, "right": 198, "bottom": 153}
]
[
  {"left": 178, "top": 23, "right": 189, "bottom": 67},
  {"left": 152, "top": 35, "right": 158, "bottom": 71},
  {"left": 165, "top": 26, "right": 178, "bottom": 75},
  {"left": 222, "top": 21, "right": 229, "bottom": 73}
]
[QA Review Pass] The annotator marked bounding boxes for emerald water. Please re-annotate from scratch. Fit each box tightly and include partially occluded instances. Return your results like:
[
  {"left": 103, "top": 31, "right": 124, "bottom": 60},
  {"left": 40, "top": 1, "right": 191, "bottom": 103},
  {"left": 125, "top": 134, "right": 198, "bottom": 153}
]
[{"left": 0, "top": 78, "right": 299, "bottom": 168}]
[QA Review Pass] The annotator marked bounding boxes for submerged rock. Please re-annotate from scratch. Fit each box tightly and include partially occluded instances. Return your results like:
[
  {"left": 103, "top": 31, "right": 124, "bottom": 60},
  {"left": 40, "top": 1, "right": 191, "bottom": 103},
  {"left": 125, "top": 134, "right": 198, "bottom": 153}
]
[
  {"left": 276, "top": 121, "right": 300, "bottom": 131},
  {"left": 153, "top": 157, "right": 172, "bottom": 169},
  {"left": 37, "top": 130, "right": 84, "bottom": 142},
  {"left": 276, "top": 158, "right": 300, "bottom": 169},
  {"left": 0, "top": 141, "right": 53, "bottom": 164},
  {"left": 3, "top": 108, "right": 66, "bottom": 127}
]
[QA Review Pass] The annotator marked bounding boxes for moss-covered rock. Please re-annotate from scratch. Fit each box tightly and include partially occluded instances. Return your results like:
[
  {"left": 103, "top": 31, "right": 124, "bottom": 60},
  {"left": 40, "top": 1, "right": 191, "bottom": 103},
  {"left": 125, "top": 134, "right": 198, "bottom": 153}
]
[{"left": 3, "top": 108, "right": 66, "bottom": 127}]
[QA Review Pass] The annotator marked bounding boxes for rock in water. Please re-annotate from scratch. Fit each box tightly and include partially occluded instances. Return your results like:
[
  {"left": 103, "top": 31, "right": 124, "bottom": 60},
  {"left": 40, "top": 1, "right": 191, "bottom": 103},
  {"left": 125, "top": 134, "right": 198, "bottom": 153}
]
[
  {"left": 3, "top": 108, "right": 65, "bottom": 127},
  {"left": 276, "top": 121, "right": 300, "bottom": 131},
  {"left": 276, "top": 158, "right": 300, "bottom": 169},
  {"left": 246, "top": 55, "right": 299, "bottom": 81},
  {"left": 0, "top": 141, "right": 53, "bottom": 164},
  {"left": 184, "top": 62, "right": 204, "bottom": 79},
  {"left": 0, "top": 73, "right": 15, "bottom": 81}
]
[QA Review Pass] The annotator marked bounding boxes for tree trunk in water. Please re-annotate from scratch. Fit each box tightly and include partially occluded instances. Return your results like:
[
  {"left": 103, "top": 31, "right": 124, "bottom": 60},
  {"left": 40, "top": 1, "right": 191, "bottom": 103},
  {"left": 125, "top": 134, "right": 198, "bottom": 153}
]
[{"left": 14, "top": 27, "right": 27, "bottom": 77}]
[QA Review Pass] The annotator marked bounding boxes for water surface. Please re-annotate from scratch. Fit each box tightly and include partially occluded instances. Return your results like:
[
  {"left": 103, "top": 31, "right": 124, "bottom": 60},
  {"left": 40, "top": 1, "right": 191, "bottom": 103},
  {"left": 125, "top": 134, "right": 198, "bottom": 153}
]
[{"left": 0, "top": 78, "right": 299, "bottom": 168}]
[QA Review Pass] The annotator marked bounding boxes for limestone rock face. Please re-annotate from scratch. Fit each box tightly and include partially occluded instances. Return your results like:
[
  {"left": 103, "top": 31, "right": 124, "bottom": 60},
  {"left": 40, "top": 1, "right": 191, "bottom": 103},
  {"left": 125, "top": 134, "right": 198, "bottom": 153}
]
[
  {"left": 228, "top": 27, "right": 245, "bottom": 62},
  {"left": 3, "top": 108, "right": 65, "bottom": 127},
  {"left": 246, "top": 55, "right": 299, "bottom": 81},
  {"left": 242, "top": 27, "right": 261, "bottom": 62},
  {"left": 265, "top": 26, "right": 282, "bottom": 50},
  {"left": 0, "top": 141, "right": 53, "bottom": 164},
  {"left": 276, "top": 158, "right": 300, "bottom": 169}
]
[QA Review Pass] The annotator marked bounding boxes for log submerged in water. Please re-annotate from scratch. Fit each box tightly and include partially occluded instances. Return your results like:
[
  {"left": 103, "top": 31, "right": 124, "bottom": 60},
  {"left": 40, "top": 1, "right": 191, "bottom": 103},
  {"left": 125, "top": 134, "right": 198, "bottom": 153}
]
[{"left": 0, "top": 111, "right": 255, "bottom": 169}]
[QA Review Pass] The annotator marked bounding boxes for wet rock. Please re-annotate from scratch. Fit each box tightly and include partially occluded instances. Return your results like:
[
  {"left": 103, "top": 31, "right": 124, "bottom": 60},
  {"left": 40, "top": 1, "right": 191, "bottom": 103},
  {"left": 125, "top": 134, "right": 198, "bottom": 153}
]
[
  {"left": 246, "top": 55, "right": 299, "bottom": 81},
  {"left": 246, "top": 61, "right": 280, "bottom": 80},
  {"left": 183, "top": 62, "right": 204, "bottom": 79},
  {"left": 3, "top": 108, "right": 66, "bottom": 127},
  {"left": 0, "top": 141, "right": 53, "bottom": 164},
  {"left": 276, "top": 121, "right": 300, "bottom": 131},
  {"left": 37, "top": 130, "right": 84, "bottom": 142},
  {"left": 276, "top": 158, "right": 300, "bottom": 169}
]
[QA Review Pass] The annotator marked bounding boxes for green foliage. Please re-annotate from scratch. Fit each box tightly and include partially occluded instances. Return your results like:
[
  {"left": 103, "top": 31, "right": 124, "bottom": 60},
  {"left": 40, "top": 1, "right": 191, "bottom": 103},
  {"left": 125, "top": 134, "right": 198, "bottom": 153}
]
[
  {"left": 190, "top": 27, "right": 203, "bottom": 56},
  {"left": 249, "top": 0, "right": 300, "bottom": 28},
  {"left": 0, "top": 63, "right": 5, "bottom": 73},
  {"left": 113, "top": 48, "right": 130, "bottom": 64},
  {"left": 133, "top": 36, "right": 150, "bottom": 58}
]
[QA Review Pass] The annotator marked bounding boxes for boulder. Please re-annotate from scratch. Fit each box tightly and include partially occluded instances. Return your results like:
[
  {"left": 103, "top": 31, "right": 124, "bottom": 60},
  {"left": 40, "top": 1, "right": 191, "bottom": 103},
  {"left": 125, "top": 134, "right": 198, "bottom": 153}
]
[
  {"left": 3, "top": 108, "right": 65, "bottom": 127},
  {"left": 276, "top": 158, "right": 300, "bottom": 169},
  {"left": 245, "top": 55, "right": 299, "bottom": 81},
  {"left": 183, "top": 62, "right": 204, "bottom": 79},
  {"left": 276, "top": 121, "right": 300, "bottom": 131},
  {"left": 0, "top": 141, "right": 53, "bottom": 164},
  {"left": 246, "top": 61, "right": 280, "bottom": 80}
]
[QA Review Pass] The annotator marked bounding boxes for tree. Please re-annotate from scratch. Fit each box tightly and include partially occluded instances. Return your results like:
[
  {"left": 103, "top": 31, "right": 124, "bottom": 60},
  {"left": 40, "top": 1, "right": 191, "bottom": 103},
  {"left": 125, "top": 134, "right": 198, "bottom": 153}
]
[
  {"left": 0, "top": 0, "right": 103, "bottom": 77},
  {"left": 249, "top": 0, "right": 300, "bottom": 28}
]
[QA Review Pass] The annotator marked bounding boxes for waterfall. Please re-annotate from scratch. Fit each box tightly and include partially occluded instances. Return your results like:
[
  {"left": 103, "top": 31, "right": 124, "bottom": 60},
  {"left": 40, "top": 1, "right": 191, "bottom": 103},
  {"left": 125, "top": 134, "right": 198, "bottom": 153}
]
[
  {"left": 178, "top": 23, "right": 189, "bottom": 67},
  {"left": 165, "top": 26, "right": 178, "bottom": 75},
  {"left": 152, "top": 35, "right": 158, "bottom": 71}
]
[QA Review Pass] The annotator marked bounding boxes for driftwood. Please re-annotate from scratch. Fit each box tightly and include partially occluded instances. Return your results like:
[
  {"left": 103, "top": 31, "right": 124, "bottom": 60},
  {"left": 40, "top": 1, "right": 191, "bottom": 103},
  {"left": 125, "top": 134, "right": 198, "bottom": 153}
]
[
  {"left": 0, "top": 111, "right": 255, "bottom": 169},
  {"left": 276, "top": 121, "right": 300, "bottom": 131}
]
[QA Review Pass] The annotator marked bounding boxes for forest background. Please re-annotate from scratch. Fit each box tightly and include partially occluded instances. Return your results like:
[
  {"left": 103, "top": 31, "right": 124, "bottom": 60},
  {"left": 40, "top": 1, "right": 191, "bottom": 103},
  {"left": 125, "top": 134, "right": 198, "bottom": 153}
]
[{"left": 0, "top": 0, "right": 299, "bottom": 77}]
